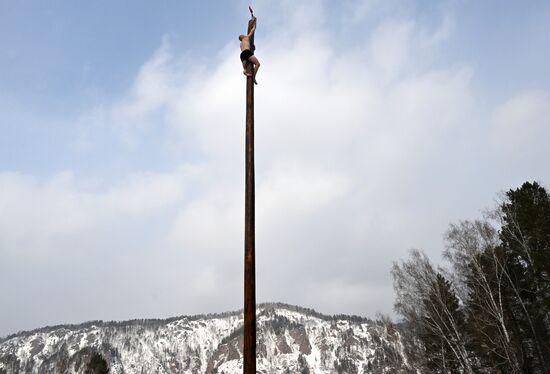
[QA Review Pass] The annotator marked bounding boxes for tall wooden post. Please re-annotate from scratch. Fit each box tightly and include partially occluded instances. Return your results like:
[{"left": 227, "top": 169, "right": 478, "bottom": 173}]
[{"left": 243, "top": 15, "right": 257, "bottom": 374}]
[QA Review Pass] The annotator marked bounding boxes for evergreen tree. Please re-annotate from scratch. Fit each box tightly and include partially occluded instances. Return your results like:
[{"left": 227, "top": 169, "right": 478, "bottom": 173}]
[
  {"left": 499, "top": 181, "right": 550, "bottom": 373},
  {"left": 85, "top": 353, "right": 108, "bottom": 374}
]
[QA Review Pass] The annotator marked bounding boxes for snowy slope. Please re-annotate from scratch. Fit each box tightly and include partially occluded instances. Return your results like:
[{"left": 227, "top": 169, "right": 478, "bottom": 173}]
[{"left": 0, "top": 303, "right": 411, "bottom": 373}]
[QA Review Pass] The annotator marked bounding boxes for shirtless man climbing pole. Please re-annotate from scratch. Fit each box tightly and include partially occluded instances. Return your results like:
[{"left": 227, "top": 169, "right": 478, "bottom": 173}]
[{"left": 239, "top": 21, "right": 260, "bottom": 85}]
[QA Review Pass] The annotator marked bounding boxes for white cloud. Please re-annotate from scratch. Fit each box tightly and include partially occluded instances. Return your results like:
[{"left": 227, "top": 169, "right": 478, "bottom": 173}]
[
  {"left": 368, "top": 20, "right": 414, "bottom": 82},
  {"left": 427, "top": 14, "right": 454, "bottom": 45},
  {"left": 491, "top": 91, "right": 550, "bottom": 160},
  {"left": 303, "top": 279, "right": 394, "bottom": 317},
  {"left": 0, "top": 168, "right": 191, "bottom": 257},
  {"left": 113, "top": 37, "right": 175, "bottom": 121}
]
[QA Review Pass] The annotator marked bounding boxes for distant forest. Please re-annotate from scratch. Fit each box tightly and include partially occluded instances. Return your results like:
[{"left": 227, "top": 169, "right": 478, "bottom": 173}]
[
  {"left": 391, "top": 181, "right": 550, "bottom": 373},
  {"left": 0, "top": 302, "right": 371, "bottom": 343}
]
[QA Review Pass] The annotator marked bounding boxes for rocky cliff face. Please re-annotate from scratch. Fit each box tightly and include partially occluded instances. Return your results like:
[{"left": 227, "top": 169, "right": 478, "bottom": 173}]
[{"left": 0, "top": 303, "right": 411, "bottom": 373}]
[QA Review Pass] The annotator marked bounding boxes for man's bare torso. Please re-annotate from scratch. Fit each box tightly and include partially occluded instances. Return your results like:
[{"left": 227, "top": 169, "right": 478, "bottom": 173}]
[{"left": 240, "top": 36, "right": 251, "bottom": 52}]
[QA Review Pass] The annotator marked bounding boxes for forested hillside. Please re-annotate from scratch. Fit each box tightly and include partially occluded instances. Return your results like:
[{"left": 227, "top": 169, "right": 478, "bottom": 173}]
[{"left": 0, "top": 303, "right": 409, "bottom": 373}]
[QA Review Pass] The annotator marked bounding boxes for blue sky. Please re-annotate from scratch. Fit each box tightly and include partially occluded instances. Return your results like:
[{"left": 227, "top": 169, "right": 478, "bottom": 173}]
[
  {"left": 2, "top": 1, "right": 549, "bottom": 177},
  {"left": 1, "top": 1, "right": 238, "bottom": 177},
  {"left": 1, "top": 0, "right": 550, "bottom": 336}
]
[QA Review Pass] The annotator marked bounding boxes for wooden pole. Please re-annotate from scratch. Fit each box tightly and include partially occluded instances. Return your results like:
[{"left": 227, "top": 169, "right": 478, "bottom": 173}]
[{"left": 243, "top": 15, "right": 257, "bottom": 374}]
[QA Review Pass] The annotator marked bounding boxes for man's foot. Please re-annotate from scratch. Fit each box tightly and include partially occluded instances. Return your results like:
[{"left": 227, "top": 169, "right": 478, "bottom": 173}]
[{"left": 254, "top": 78, "right": 258, "bottom": 85}]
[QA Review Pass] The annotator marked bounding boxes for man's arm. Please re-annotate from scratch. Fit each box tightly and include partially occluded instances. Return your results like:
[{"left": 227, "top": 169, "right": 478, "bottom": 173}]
[{"left": 247, "top": 24, "right": 256, "bottom": 38}]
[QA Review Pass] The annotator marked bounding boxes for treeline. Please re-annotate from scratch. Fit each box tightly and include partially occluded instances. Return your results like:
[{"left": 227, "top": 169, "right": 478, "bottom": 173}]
[
  {"left": 1, "top": 311, "right": 241, "bottom": 342},
  {"left": 392, "top": 182, "right": 550, "bottom": 373},
  {"left": 1, "top": 301, "right": 371, "bottom": 343},
  {"left": 261, "top": 302, "right": 372, "bottom": 323}
]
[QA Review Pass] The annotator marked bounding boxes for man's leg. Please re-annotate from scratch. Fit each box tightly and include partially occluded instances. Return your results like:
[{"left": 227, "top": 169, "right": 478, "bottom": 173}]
[
  {"left": 248, "top": 56, "right": 260, "bottom": 83},
  {"left": 242, "top": 61, "right": 252, "bottom": 76}
]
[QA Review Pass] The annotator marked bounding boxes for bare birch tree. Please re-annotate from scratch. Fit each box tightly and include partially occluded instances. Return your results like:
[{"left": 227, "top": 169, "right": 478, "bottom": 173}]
[
  {"left": 392, "top": 249, "right": 473, "bottom": 374},
  {"left": 445, "top": 219, "right": 521, "bottom": 373}
]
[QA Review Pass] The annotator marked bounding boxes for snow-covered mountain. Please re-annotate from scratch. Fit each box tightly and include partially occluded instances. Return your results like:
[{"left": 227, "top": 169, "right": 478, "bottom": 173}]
[{"left": 0, "top": 303, "right": 411, "bottom": 373}]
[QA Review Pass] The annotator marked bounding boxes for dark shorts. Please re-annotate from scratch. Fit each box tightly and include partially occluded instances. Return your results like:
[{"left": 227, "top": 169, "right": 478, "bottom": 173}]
[{"left": 240, "top": 49, "right": 254, "bottom": 62}]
